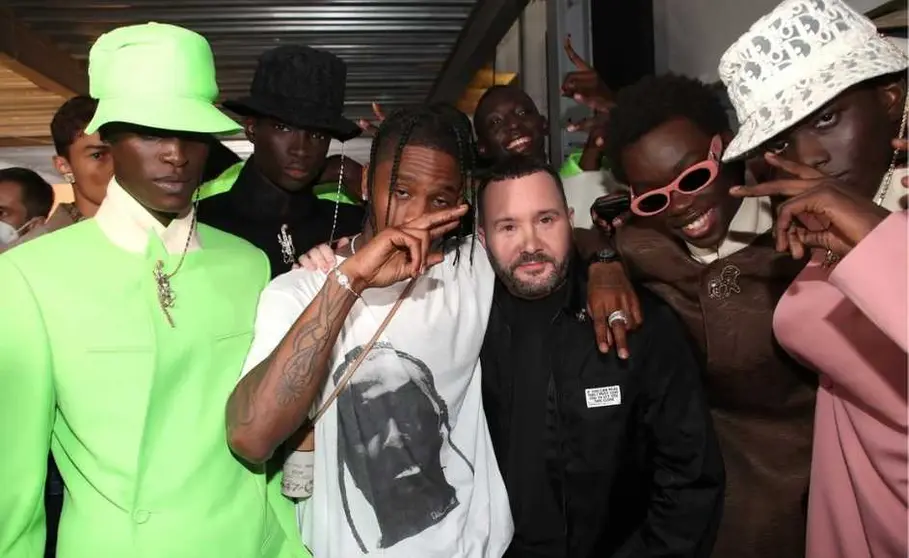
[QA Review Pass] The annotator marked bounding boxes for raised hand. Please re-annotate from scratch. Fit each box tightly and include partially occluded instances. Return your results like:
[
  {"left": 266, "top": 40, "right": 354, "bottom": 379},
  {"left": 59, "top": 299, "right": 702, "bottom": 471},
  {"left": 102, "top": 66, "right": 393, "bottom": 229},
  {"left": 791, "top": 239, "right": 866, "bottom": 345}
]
[
  {"left": 339, "top": 205, "right": 468, "bottom": 290},
  {"left": 729, "top": 154, "right": 888, "bottom": 259},
  {"left": 561, "top": 35, "right": 614, "bottom": 115},
  {"left": 357, "top": 102, "right": 387, "bottom": 136}
]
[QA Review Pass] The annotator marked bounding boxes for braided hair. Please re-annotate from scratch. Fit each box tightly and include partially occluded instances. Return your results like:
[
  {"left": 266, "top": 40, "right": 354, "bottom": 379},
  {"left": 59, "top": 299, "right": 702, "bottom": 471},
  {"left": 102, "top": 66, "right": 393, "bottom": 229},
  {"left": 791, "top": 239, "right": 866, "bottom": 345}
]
[{"left": 366, "top": 103, "right": 479, "bottom": 265}]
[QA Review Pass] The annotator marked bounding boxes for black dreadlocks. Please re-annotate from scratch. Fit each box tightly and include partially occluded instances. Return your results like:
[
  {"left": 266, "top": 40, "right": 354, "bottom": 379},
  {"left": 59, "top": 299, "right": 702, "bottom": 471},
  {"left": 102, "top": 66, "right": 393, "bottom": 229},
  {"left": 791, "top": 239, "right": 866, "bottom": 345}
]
[{"left": 366, "top": 103, "right": 479, "bottom": 264}]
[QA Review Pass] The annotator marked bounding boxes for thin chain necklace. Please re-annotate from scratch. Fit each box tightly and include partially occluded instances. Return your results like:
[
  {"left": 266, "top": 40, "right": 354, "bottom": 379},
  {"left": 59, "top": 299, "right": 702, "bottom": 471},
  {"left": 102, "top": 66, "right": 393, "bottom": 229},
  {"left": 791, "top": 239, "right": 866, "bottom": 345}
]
[
  {"left": 825, "top": 103, "right": 907, "bottom": 268},
  {"left": 328, "top": 144, "right": 346, "bottom": 245},
  {"left": 874, "top": 103, "right": 908, "bottom": 207},
  {"left": 153, "top": 204, "right": 198, "bottom": 328}
]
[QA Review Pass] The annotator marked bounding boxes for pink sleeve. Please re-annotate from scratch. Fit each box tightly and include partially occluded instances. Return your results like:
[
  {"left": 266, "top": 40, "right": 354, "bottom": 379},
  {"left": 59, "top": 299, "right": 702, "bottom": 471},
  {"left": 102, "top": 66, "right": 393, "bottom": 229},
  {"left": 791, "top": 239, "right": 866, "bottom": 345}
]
[{"left": 829, "top": 211, "right": 908, "bottom": 352}]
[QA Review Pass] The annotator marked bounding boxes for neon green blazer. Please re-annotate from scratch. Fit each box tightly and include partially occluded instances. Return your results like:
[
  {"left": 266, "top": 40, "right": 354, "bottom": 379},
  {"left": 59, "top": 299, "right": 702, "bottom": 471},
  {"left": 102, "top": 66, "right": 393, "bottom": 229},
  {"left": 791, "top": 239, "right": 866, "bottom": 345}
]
[{"left": 0, "top": 221, "right": 308, "bottom": 558}]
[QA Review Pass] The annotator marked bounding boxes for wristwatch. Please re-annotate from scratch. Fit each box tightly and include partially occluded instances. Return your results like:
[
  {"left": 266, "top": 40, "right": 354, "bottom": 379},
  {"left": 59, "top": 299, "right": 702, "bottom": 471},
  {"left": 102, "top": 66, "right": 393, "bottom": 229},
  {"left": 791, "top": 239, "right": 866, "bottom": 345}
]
[{"left": 588, "top": 247, "right": 621, "bottom": 266}]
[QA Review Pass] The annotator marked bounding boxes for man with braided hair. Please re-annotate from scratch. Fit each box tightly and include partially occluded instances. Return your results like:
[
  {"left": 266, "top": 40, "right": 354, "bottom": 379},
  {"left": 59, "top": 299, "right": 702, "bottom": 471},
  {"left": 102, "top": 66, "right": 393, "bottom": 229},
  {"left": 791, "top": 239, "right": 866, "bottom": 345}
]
[{"left": 227, "top": 104, "right": 513, "bottom": 557}]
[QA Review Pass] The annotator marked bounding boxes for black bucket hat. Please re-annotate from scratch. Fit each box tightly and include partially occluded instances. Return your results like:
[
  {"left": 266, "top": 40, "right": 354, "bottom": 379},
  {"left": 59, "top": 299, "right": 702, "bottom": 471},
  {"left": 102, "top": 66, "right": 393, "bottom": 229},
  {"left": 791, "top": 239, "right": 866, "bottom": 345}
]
[{"left": 223, "top": 45, "right": 361, "bottom": 141}]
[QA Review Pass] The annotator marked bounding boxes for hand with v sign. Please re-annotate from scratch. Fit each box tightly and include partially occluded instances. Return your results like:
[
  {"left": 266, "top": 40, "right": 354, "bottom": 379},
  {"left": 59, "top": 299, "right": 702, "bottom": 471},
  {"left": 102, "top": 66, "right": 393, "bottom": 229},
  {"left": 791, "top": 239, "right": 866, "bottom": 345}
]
[
  {"left": 339, "top": 204, "right": 468, "bottom": 292},
  {"left": 561, "top": 35, "right": 614, "bottom": 171},
  {"left": 729, "top": 152, "right": 889, "bottom": 260}
]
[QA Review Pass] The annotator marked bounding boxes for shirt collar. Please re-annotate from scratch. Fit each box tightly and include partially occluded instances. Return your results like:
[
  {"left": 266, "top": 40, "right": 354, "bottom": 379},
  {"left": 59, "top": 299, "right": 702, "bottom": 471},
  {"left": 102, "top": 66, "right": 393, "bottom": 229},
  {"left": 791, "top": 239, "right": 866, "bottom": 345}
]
[
  {"left": 685, "top": 194, "right": 774, "bottom": 265},
  {"left": 94, "top": 178, "right": 201, "bottom": 254},
  {"left": 228, "top": 157, "right": 319, "bottom": 221}
]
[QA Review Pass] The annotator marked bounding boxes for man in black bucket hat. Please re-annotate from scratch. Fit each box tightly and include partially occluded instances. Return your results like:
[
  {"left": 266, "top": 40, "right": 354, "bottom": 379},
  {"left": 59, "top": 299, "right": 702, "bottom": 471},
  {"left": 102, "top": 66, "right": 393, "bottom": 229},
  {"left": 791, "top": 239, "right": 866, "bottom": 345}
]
[{"left": 198, "top": 45, "right": 365, "bottom": 278}]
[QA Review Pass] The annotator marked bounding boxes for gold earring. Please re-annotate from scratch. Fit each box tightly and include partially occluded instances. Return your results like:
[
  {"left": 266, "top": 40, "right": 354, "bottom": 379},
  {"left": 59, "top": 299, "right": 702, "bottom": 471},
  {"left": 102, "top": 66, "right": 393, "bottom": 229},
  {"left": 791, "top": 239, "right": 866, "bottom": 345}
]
[{"left": 63, "top": 173, "right": 75, "bottom": 184}]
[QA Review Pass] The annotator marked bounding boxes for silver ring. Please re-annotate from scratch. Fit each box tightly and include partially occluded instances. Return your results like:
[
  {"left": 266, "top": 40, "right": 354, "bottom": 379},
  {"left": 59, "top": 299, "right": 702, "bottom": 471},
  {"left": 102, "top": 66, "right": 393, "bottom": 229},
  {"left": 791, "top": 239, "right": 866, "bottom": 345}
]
[{"left": 607, "top": 310, "right": 628, "bottom": 327}]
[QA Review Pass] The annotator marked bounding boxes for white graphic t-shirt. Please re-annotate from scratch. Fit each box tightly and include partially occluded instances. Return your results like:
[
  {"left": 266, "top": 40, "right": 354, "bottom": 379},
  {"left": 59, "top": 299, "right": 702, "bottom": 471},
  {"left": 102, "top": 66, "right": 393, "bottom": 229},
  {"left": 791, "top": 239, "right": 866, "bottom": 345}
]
[{"left": 242, "top": 239, "right": 513, "bottom": 557}]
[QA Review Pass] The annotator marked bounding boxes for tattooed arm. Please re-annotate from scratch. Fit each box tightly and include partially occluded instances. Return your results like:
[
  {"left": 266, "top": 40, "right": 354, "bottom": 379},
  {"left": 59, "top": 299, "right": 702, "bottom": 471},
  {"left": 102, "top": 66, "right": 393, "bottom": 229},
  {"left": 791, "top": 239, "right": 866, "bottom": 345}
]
[
  {"left": 227, "top": 275, "right": 358, "bottom": 464},
  {"left": 226, "top": 205, "right": 468, "bottom": 464}
]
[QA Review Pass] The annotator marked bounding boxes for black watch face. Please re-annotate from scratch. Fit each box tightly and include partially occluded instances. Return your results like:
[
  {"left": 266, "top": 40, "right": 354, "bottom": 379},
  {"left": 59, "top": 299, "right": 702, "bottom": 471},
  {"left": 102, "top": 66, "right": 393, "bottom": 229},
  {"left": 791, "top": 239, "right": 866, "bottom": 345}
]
[{"left": 596, "top": 248, "right": 617, "bottom": 260}]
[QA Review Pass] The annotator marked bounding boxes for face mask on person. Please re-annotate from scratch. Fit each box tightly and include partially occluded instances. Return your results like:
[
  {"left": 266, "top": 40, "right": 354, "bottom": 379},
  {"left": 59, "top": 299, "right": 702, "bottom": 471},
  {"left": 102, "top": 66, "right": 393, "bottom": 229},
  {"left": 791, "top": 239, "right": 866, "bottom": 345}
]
[{"left": 0, "top": 220, "right": 28, "bottom": 246}]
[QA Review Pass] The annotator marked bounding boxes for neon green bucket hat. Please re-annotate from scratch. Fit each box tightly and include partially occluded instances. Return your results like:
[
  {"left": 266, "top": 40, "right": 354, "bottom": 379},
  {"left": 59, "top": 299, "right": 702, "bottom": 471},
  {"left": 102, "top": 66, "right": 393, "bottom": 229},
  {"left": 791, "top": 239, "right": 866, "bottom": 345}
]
[{"left": 84, "top": 22, "right": 241, "bottom": 136}]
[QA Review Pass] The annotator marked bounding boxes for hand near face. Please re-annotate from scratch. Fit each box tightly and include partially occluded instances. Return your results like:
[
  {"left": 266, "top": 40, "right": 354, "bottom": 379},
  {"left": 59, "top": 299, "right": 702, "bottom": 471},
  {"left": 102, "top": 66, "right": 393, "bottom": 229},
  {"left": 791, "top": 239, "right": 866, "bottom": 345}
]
[
  {"left": 730, "top": 153, "right": 889, "bottom": 259},
  {"left": 340, "top": 205, "right": 468, "bottom": 291},
  {"left": 357, "top": 102, "right": 387, "bottom": 136}
]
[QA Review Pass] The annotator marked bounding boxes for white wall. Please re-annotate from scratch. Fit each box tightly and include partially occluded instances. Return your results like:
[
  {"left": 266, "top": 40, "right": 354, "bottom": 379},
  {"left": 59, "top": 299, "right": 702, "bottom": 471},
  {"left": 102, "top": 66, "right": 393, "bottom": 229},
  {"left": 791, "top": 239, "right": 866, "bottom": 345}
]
[{"left": 653, "top": 0, "right": 889, "bottom": 82}]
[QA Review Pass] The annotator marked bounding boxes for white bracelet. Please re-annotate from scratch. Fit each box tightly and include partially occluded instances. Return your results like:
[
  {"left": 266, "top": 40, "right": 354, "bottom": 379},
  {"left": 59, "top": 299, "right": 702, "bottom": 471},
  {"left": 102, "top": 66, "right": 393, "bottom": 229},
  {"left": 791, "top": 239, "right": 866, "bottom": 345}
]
[{"left": 330, "top": 265, "right": 360, "bottom": 298}]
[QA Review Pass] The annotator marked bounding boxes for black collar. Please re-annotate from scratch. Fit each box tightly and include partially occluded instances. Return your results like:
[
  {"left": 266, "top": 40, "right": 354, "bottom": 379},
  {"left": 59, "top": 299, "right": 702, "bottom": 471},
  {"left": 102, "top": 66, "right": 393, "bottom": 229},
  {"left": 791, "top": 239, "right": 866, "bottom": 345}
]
[{"left": 227, "top": 157, "right": 319, "bottom": 221}]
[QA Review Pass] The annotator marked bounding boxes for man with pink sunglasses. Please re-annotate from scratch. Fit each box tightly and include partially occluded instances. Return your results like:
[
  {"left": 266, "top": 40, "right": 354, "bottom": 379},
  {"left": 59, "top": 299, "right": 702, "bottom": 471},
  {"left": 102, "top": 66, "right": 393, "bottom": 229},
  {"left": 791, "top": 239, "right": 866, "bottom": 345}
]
[{"left": 593, "top": 74, "right": 816, "bottom": 558}]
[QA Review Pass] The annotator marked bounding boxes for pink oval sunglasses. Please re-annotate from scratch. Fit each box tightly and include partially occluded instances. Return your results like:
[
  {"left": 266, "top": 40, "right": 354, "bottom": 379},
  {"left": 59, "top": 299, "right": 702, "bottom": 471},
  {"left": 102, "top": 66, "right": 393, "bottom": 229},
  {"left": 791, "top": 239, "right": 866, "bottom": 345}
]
[{"left": 630, "top": 135, "right": 724, "bottom": 217}]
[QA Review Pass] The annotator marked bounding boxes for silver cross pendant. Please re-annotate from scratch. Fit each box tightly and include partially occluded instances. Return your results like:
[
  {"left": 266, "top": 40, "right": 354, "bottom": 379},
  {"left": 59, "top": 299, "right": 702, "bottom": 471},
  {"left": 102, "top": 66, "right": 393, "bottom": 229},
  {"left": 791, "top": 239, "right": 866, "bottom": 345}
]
[
  {"left": 153, "top": 260, "right": 176, "bottom": 327},
  {"left": 278, "top": 224, "right": 296, "bottom": 265}
]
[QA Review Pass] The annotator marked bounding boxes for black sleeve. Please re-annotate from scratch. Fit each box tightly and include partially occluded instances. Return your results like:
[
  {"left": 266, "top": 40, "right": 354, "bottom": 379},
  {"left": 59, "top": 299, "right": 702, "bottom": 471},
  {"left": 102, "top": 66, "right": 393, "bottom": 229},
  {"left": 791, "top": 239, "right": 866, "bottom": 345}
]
[{"left": 613, "top": 293, "right": 725, "bottom": 558}]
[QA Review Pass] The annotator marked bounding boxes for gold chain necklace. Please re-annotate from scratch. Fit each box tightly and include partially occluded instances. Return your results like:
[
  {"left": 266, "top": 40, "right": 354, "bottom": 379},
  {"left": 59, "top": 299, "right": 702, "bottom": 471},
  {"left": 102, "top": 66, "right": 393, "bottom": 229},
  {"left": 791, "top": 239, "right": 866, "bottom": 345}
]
[{"left": 153, "top": 206, "right": 198, "bottom": 328}]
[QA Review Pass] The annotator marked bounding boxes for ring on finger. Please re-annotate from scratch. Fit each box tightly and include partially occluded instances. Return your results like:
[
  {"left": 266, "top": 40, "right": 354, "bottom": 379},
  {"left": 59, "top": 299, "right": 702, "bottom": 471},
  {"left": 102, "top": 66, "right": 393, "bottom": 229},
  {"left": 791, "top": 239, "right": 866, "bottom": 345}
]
[{"left": 607, "top": 310, "right": 628, "bottom": 327}]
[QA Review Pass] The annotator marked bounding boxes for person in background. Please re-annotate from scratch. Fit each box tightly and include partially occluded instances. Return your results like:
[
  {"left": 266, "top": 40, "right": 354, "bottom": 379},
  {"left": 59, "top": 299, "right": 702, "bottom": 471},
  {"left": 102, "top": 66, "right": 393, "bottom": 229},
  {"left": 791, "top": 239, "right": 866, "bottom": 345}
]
[
  {"left": 720, "top": 2, "right": 908, "bottom": 556},
  {"left": 197, "top": 45, "right": 364, "bottom": 278},
  {"left": 0, "top": 22, "right": 304, "bottom": 558},
  {"left": 472, "top": 77, "right": 624, "bottom": 231},
  {"left": 597, "top": 73, "right": 816, "bottom": 558},
  {"left": 0, "top": 167, "right": 54, "bottom": 249},
  {"left": 3, "top": 97, "right": 113, "bottom": 255},
  {"left": 477, "top": 156, "right": 724, "bottom": 558}
]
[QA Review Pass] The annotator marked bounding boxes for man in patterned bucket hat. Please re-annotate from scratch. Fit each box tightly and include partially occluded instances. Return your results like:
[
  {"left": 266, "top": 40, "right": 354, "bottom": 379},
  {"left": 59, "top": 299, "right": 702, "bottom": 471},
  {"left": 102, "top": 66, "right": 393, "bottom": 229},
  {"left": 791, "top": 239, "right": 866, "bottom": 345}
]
[
  {"left": 0, "top": 22, "right": 307, "bottom": 558},
  {"left": 720, "top": 1, "right": 907, "bottom": 558}
]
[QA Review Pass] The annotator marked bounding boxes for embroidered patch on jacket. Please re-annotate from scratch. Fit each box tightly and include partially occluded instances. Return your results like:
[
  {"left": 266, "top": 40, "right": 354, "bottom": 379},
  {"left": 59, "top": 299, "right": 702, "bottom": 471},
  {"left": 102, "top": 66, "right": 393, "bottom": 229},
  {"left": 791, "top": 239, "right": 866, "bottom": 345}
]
[{"left": 585, "top": 385, "right": 622, "bottom": 408}]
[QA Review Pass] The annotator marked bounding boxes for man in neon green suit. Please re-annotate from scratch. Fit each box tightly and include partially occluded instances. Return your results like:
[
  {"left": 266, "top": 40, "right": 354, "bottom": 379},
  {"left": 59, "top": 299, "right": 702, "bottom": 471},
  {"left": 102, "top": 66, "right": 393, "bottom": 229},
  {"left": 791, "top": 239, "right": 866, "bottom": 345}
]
[{"left": 0, "top": 22, "right": 305, "bottom": 558}]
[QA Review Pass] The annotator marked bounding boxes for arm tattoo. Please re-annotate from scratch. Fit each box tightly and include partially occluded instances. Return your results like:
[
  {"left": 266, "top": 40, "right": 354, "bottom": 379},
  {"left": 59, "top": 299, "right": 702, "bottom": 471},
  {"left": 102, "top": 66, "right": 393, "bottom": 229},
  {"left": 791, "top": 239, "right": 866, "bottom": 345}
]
[{"left": 275, "top": 281, "right": 350, "bottom": 406}]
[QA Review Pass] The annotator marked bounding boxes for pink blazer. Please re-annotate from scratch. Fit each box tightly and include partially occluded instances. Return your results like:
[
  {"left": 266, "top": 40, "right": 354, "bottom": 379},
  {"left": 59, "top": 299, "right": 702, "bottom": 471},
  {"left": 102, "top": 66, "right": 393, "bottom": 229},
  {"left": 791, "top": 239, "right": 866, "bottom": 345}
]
[{"left": 773, "top": 211, "right": 907, "bottom": 558}]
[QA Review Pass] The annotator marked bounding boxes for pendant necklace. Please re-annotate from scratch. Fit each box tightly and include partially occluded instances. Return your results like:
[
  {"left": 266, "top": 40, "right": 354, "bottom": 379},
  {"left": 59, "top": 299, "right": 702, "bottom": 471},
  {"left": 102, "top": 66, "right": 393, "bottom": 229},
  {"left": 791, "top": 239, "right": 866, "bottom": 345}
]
[
  {"left": 153, "top": 207, "right": 198, "bottom": 328},
  {"left": 278, "top": 224, "right": 296, "bottom": 265}
]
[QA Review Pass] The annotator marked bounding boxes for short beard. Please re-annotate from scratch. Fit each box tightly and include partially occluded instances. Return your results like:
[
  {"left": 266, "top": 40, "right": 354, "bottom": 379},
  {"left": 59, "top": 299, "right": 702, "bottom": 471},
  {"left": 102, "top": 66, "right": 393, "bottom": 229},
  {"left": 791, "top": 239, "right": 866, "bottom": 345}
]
[{"left": 490, "top": 250, "right": 570, "bottom": 299}]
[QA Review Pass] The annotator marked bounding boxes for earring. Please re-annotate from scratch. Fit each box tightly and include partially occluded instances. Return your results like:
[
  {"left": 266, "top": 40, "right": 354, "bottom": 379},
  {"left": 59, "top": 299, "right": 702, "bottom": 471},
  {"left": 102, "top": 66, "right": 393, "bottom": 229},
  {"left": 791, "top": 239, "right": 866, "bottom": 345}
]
[{"left": 63, "top": 173, "right": 75, "bottom": 184}]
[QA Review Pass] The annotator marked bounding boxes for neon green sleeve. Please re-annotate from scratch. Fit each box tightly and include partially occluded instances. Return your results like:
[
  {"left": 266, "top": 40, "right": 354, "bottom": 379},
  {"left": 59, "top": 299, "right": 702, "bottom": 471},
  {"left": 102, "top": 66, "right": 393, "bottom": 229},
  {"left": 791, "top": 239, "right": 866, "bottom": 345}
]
[
  {"left": 559, "top": 151, "right": 585, "bottom": 179},
  {"left": 0, "top": 257, "right": 54, "bottom": 557}
]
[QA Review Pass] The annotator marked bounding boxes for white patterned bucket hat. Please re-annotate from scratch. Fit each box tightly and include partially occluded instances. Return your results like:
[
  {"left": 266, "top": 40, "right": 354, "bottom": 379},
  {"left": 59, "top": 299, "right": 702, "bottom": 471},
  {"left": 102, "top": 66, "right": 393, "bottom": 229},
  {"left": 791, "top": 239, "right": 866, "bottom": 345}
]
[{"left": 719, "top": 0, "right": 908, "bottom": 162}]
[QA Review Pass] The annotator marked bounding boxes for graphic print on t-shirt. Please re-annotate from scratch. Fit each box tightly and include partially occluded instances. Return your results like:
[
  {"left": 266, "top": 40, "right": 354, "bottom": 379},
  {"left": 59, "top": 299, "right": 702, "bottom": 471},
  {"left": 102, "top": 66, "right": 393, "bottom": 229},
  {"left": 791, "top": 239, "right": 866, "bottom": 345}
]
[{"left": 333, "top": 341, "right": 475, "bottom": 552}]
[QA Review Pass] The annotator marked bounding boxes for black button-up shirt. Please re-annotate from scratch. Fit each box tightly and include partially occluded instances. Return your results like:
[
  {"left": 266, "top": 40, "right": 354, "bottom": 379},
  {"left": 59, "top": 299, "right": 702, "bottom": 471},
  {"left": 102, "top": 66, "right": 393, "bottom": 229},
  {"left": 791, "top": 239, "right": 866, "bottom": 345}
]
[
  {"left": 482, "top": 260, "right": 725, "bottom": 558},
  {"left": 197, "top": 158, "right": 365, "bottom": 278}
]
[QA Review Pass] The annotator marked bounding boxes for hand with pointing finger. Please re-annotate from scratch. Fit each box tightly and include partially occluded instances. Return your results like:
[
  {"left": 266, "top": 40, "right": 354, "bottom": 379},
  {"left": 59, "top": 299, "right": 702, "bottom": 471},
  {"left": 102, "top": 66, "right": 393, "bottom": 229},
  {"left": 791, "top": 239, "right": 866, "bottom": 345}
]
[
  {"left": 730, "top": 153, "right": 889, "bottom": 260},
  {"left": 339, "top": 205, "right": 469, "bottom": 292},
  {"left": 561, "top": 35, "right": 614, "bottom": 171},
  {"left": 561, "top": 35, "right": 614, "bottom": 115}
]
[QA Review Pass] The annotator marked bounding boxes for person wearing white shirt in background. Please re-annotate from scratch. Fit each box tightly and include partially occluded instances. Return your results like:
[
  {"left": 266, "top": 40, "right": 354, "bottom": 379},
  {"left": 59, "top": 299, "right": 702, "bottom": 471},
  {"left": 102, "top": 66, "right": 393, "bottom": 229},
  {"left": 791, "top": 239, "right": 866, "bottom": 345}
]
[{"left": 226, "top": 104, "right": 513, "bottom": 558}]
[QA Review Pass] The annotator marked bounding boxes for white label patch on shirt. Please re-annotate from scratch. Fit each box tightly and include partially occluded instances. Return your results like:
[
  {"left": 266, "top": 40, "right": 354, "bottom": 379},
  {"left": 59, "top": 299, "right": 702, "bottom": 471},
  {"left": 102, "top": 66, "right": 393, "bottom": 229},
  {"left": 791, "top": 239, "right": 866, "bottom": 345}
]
[{"left": 585, "top": 385, "right": 622, "bottom": 408}]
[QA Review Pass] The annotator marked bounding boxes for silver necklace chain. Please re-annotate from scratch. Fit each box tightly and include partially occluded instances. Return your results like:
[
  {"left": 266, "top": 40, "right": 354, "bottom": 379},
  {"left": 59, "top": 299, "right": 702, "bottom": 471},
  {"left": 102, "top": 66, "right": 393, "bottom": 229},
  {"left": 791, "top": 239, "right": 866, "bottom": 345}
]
[
  {"left": 328, "top": 144, "right": 345, "bottom": 245},
  {"left": 875, "top": 101, "right": 908, "bottom": 207}
]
